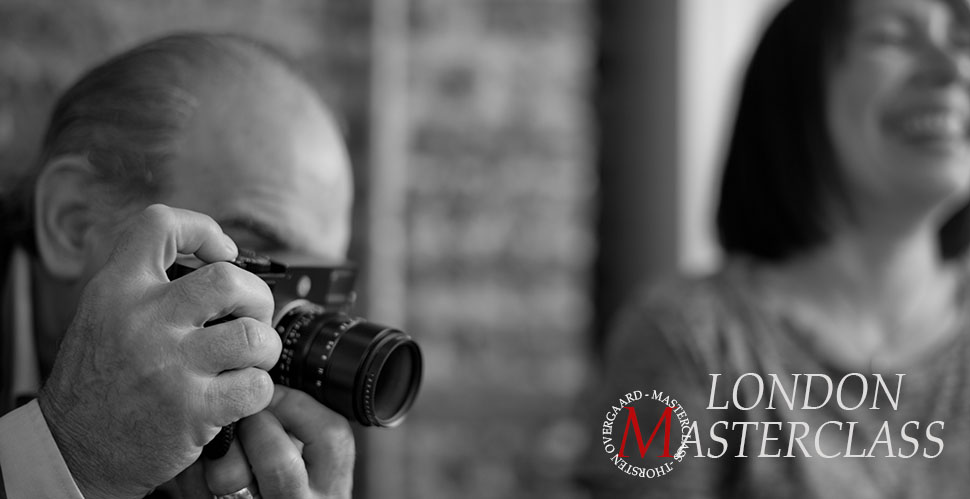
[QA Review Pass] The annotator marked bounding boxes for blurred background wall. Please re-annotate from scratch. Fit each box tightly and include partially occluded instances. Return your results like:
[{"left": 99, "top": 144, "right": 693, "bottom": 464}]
[
  {"left": 593, "top": 0, "right": 782, "bottom": 349},
  {"left": 0, "top": 0, "right": 783, "bottom": 497}
]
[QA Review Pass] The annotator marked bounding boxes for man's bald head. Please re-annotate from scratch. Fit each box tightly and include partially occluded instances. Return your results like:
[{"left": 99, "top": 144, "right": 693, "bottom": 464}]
[
  {"left": 18, "top": 32, "right": 352, "bottom": 262},
  {"left": 161, "top": 36, "right": 352, "bottom": 260}
]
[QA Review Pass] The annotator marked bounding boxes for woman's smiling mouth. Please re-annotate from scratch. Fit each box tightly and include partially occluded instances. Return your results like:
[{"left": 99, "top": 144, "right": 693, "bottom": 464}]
[{"left": 883, "top": 106, "right": 970, "bottom": 151}]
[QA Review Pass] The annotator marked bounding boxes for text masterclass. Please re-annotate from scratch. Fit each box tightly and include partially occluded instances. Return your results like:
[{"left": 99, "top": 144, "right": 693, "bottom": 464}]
[{"left": 688, "top": 373, "right": 944, "bottom": 459}]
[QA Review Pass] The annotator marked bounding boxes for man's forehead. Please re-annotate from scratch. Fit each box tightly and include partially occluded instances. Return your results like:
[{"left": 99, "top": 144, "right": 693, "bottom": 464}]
[
  {"left": 156, "top": 56, "right": 351, "bottom": 262},
  {"left": 182, "top": 78, "right": 345, "bottom": 181}
]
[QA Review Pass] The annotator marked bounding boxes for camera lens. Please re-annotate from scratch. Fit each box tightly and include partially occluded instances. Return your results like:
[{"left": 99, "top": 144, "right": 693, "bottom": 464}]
[
  {"left": 373, "top": 341, "right": 419, "bottom": 422},
  {"left": 271, "top": 302, "right": 422, "bottom": 427}
]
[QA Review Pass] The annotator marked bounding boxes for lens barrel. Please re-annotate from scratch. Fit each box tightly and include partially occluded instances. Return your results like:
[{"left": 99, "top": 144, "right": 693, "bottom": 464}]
[{"left": 271, "top": 304, "right": 422, "bottom": 427}]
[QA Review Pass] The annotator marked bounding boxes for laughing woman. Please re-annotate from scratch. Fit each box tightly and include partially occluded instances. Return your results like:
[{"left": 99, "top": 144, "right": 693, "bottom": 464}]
[{"left": 579, "top": 0, "right": 970, "bottom": 497}]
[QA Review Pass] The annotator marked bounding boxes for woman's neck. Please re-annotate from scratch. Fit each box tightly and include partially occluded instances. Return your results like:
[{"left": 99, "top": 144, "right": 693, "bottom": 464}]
[
  {"left": 758, "top": 218, "right": 962, "bottom": 367},
  {"left": 804, "top": 225, "right": 943, "bottom": 309}
]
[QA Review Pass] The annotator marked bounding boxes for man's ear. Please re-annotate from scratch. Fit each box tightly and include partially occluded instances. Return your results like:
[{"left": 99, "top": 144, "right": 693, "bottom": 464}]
[{"left": 34, "top": 155, "right": 105, "bottom": 280}]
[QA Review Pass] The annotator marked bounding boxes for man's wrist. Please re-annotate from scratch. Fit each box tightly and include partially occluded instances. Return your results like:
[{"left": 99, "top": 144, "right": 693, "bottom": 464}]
[{"left": 36, "top": 389, "right": 131, "bottom": 499}]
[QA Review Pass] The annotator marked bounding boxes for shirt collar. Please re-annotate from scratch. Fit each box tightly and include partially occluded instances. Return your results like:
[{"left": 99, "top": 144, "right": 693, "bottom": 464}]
[{"left": 9, "top": 247, "right": 40, "bottom": 400}]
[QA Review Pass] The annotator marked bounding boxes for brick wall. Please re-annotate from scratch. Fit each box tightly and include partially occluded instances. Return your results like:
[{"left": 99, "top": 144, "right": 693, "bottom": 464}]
[{"left": 403, "top": 1, "right": 593, "bottom": 497}]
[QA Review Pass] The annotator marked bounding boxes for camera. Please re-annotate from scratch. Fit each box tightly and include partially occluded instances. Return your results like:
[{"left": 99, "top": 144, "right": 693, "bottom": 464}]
[{"left": 168, "top": 250, "right": 422, "bottom": 452}]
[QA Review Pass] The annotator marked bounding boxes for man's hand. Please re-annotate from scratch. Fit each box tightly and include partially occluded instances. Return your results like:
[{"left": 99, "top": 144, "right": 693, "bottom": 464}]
[
  {"left": 199, "top": 386, "right": 355, "bottom": 499},
  {"left": 37, "top": 204, "right": 283, "bottom": 499}
]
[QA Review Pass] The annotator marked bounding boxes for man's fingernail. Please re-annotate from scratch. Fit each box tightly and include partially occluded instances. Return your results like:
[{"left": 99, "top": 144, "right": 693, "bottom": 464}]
[{"left": 223, "top": 234, "right": 238, "bottom": 255}]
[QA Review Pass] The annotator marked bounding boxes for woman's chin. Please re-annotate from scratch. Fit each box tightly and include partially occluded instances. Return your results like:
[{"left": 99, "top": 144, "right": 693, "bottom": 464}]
[
  {"left": 907, "top": 178, "right": 970, "bottom": 220},
  {"left": 897, "top": 157, "right": 970, "bottom": 202}
]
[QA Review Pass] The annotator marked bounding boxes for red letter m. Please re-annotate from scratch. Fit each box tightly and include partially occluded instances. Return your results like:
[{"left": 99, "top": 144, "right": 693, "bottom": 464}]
[{"left": 618, "top": 406, "right": 673, "bottom": 458}]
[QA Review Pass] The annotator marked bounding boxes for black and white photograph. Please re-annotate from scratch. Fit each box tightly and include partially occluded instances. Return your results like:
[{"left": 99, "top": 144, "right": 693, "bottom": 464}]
[{"left": 1, "top": 0, "right": 969, "bottom": 498}]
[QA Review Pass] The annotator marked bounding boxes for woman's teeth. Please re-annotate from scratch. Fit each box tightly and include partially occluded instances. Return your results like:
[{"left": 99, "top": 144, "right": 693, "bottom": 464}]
[{"left": 897, "top": 112, "right": 966, "bottom": 139}]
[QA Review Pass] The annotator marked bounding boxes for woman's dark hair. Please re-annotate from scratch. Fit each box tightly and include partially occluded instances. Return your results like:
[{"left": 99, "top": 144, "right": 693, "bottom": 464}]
[
  {"left": 716, "top": 0, "right": 970, "bottom": 261},
  {"left": 1, "top": 32, "right": 295, "bottom": 255}
]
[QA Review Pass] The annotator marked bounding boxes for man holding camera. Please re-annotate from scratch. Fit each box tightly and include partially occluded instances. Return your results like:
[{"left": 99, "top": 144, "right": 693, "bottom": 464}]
[{"left": 0, "top": 34, "right": 355, "bottom": 498}]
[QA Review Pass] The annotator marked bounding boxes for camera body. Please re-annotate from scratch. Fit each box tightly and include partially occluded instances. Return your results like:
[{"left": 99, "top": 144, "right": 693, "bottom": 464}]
[{"left": 168, "top": 251, "right": 422, "bottom": 430}]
